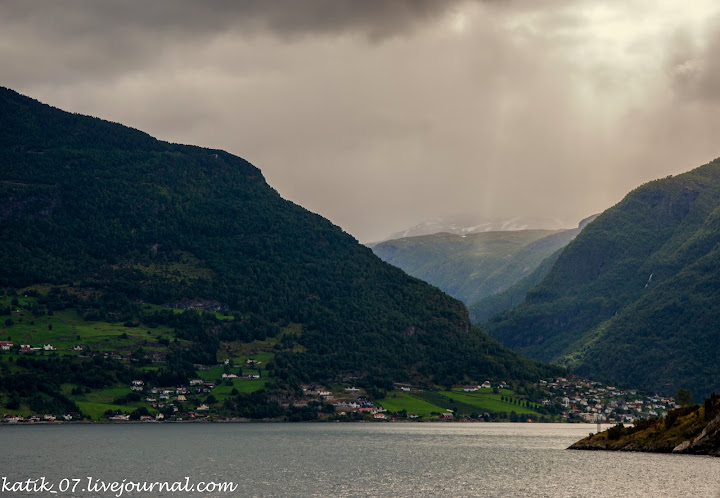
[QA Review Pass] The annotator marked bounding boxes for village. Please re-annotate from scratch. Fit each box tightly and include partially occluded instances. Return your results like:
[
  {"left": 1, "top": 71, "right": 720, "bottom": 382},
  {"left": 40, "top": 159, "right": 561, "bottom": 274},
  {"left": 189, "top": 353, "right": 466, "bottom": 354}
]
[
  {"left": 2, "top": 338, "right": 676, "bottom": 425},
  {"left": 536, "top": 377, "right": 676, "bottom": 424}
]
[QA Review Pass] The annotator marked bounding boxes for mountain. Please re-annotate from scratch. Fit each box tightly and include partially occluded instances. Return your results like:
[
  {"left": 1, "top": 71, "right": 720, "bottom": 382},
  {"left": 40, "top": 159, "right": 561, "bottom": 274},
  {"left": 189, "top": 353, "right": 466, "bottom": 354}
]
[
  {"left": 467, "top": 216, "right": 598, "bottom": 323},
  {"left": 485, "top": 159, "right": 720, "bottom": 399},
  {"left": 0, "top": 86, "right": 560, "bottom": 403},
  {"left": 468, "top": 248, "right": 563, "bottom": 323},
  {"left": 371, "top": 218, "right": 594, "bottom": 321},
  {"left": 372, "top": 215, "right": 574, "bottom": 244}
]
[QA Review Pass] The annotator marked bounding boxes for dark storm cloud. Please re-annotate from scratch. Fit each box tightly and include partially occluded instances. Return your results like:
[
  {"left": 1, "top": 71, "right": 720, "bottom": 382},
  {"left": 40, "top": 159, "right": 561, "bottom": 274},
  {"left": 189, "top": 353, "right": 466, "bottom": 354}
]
[
  {"left": 2, "top": 0, "right": 469, "bottom": 39},
  {"left": 2, "top": 1, "right": 720, "bottom": 242}
]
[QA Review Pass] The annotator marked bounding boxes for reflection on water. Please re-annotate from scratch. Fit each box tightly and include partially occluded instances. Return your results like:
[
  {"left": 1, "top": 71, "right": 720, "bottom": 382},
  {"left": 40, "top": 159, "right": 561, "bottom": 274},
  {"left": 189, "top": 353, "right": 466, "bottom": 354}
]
[{"left": 1, "top": 423, "right": 719, "bottom": 497}]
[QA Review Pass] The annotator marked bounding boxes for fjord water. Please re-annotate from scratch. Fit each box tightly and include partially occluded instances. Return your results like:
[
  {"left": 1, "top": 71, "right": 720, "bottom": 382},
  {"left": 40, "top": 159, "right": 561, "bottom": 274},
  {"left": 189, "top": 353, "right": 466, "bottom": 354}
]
[{"left": 2, "top": 423, "right": 719, "bottom": 497}]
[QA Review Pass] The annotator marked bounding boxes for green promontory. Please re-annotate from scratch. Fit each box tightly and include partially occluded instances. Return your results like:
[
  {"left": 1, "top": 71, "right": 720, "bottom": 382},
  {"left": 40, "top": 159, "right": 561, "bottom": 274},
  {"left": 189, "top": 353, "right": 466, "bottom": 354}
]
[{"left": 569, "top": 394, "right": 720, "bottom": 457}]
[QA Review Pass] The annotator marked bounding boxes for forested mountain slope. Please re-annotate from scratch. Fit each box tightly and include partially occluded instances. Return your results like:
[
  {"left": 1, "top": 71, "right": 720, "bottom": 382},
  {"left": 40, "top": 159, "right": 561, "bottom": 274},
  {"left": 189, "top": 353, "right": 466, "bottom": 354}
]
[
  {"left": 0, "top": 86, "right": 559, "bottom": 388},
  {"left": 486, "top": 160, "right": 720, "bottom": 399}
]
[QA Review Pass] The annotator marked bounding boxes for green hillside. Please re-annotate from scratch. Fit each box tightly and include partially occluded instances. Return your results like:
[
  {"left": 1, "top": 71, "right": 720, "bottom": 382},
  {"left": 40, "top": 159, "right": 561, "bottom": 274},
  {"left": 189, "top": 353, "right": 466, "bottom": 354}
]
[
  {"left": 371, "top": 219, "right": 593, "bottom": 318},
  {"left": 486, "top": 160, "right": 720, "bottom": 399},
  {"left": 468, "top": 248, "right": 563, "bottom": 323},
  {"left": 0, "top": 87, "right": 562, "bottom": 418}
]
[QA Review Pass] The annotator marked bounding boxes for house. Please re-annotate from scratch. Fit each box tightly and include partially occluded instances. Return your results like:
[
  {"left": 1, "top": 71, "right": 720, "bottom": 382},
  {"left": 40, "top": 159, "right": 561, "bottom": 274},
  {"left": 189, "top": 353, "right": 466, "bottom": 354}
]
[
  {"left": 481, "top": 381, "right": 492, "bottom": 389},
  {"left": 345, "top": 386, "right": 360, "bottom": 393},
  {"left": 439, "top": 413, "right": 454, "bottom": 419},
  {"left": 20, "top": 344, "right": 31, "bottom": 352},
  {"left": 176, "top": 395, "right": 187, "bottom": 402},
  {"left": 43, "top": 344, "right": 55, "bottom": 351},
  {"left": 132, "top": 380, "right": 144, "bottom": 386},
  {"left": 373, "top": 413, "right": 387, "bottom": 420},
  {"left": 155, "top": 413, "right": 165, "bottom": 420},
  {"left": 318, "top": 391, "right": 331, "bottom": 397},
  {"left": 197, "top": 404, "right": 209, "bottom": 411},
  {"left": 0, "top": 341, "right": 13, "bottom": 350},
  {"left": 463, "top": 385, "right": 479, "bottom": 392},
  {"left": 72, "top": 345, "right": 83, "bottom": 351},
  {"left": 189, "top": 379, "right": 203, "bottom": 386},
  {"left": 109, "top": 414, "right": 130, "bottom": 421},
  {"left": 221, "top": 373, "right": 238, "bottom": 379}
]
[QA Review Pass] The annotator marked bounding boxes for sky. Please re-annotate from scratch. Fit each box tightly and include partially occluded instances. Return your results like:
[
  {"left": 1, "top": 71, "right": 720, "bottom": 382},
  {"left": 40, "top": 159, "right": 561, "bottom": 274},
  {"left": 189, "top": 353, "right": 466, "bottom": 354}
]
[{"left": 2, "top": 1, "right": 720, "bottom": 242}]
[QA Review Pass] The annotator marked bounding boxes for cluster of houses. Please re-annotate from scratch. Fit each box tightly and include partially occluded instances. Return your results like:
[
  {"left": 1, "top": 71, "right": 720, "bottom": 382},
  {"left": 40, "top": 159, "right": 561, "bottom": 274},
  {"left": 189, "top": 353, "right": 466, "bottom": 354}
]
[
  {"left": 300, "top": 385, "right": 395, "bottom": 419},
  {"left": 0, "top": 341, "right": 84, "bottom": 352},
  {"left": 4, "top": 413, "right": 77, "bottom": 423},
  {"left": 462, "top": 380, "right": 507, "bottom": 392},
  {"left": 536, "top": 377, "right": 676, "bottom": 423},
  {"left": 0, "top": 341, "right": 62, "bottom": 352}
]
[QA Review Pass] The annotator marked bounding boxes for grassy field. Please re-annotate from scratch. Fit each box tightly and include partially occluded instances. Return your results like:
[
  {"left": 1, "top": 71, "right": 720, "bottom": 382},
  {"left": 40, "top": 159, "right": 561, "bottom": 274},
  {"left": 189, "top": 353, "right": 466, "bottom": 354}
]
[
  {"left": 125, "top": 251, "right": 214, "bottom": 281},
  {"left": 211, "top": 378, "right": 267, "bottom": 399},
  {"left": 443, "top": 390, "right": 542, "bottom": 415},
  {"left": 0, "top": 296, "right": 181, "bottom": 353},
  {"left": 390, "top": 389, "right": 539, "bottom": 415},
  {"left": 378, "top": 391, "right": 446, "bottom": 416},
  {"left": 67, "top": 385, "right": 151, "bottom": 420}
]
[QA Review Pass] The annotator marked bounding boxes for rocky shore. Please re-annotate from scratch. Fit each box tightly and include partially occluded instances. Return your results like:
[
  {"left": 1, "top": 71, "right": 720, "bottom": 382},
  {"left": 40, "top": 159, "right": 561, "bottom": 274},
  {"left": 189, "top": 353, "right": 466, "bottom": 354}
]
[{"left": 568, "top": 395, "right": 720, "bottom": 457}]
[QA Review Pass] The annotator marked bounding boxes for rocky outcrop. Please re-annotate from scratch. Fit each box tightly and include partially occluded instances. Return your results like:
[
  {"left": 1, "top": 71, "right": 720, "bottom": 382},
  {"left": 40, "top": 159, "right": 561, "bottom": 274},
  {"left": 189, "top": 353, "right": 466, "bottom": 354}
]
[
  {"left": 673, "top": 412, "right": 720, "bottom": 457},
  {"left": 570, "top": 398, "right": 720, "bottom": 457}
]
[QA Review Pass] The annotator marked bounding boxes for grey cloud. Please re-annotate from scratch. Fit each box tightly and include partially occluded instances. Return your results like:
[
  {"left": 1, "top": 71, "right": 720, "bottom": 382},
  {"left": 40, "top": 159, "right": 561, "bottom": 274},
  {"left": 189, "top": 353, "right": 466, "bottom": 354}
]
[
  {"left": 3, "top": 1, "right": 720, "bottom": 242},
  {"left": 3, "top": 0, "right": 472, "bottom": 40},
  {"left": 669, "top": 18, "right": 720, "bottom": 102}
]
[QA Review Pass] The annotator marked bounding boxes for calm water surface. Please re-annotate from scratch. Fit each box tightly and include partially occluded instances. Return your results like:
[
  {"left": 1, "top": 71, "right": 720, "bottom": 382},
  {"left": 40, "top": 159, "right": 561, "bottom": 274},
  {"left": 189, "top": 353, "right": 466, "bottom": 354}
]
[{"left": 1, "top": 423, "right": 719, "bottom": 497}]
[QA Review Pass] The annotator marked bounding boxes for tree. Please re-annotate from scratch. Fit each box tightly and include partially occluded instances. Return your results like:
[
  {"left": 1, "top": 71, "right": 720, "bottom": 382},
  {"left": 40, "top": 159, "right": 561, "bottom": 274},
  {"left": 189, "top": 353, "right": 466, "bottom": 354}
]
[
  {"left": 676, "top": 388, "right": 694, "bottom": 406},
  {"left": 6, "top": 393, "right": 21, "bottom": 410}
]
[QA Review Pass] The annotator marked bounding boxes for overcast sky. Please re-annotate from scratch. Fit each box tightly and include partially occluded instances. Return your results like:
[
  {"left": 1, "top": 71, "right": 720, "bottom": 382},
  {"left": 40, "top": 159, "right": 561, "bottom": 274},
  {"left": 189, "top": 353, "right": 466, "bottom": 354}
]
[{"left": 3, "top": 1, "right": 720, "bottom": 242}]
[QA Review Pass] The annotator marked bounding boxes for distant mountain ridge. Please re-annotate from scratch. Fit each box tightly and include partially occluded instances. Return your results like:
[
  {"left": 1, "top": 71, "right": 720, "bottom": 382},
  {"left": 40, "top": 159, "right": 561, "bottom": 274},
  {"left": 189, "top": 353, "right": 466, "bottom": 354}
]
[
  {"left": 370, "top": 215, "right": 576, "bottom": 245},
  {"left": 485, "top": 159, "right": 720, "bottom": 399},
  {"left": 371, "top": 216, "right": 596, "bottom": 322}
]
